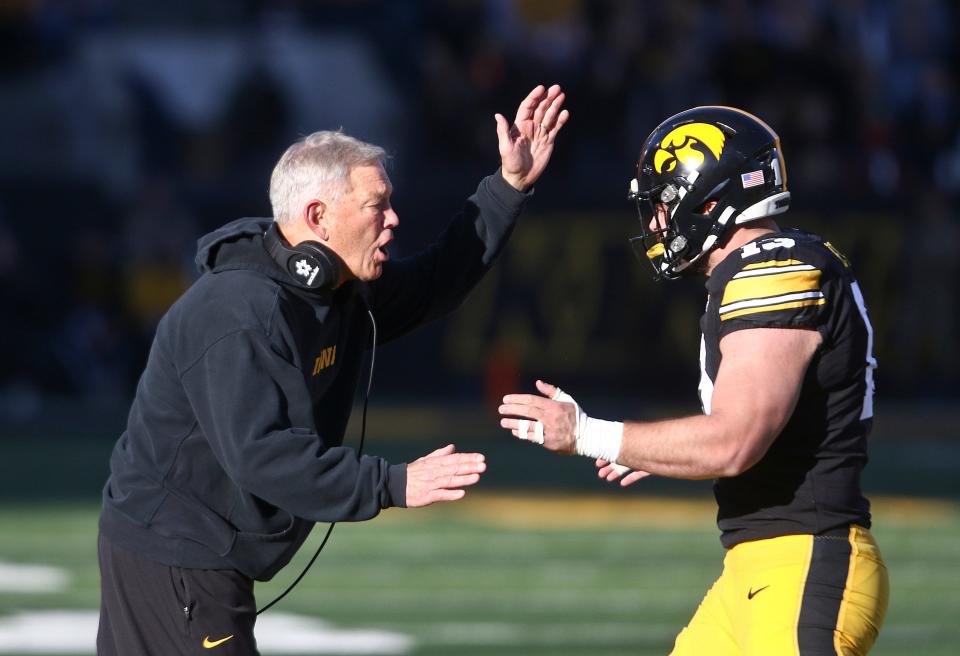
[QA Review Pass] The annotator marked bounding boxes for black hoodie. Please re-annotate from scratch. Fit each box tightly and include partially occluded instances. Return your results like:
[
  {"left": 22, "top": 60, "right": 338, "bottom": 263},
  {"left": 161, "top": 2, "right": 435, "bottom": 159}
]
[{"left": 100, "top": 172, "right": 528, "bottom": 581}]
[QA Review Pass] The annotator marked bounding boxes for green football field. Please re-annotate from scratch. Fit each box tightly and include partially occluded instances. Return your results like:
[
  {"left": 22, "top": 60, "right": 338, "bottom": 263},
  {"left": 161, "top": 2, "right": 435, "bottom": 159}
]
[{"left": 0, "top": 494, "right": 958, "bottom": 655}]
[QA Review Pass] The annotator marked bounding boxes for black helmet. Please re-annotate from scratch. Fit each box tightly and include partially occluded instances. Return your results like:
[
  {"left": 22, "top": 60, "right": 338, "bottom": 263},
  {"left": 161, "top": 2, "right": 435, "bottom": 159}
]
[{"left": 627, "top": 106, "right": 790, "bottom": 280}]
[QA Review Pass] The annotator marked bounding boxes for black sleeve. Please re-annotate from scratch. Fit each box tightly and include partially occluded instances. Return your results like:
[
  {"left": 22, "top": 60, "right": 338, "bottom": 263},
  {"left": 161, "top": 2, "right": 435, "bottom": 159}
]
[
  {"left": 367, "top": 170, "right": 531, "bottom": 343},
  {"left": 180, "top": 329, "right": 408, "bottom": 522}
]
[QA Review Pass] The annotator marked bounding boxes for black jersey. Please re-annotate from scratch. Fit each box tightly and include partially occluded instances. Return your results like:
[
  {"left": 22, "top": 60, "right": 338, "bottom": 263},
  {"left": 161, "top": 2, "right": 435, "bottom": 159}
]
[{"left": 699, "top": 229, "right": 876, "bottom": 548}]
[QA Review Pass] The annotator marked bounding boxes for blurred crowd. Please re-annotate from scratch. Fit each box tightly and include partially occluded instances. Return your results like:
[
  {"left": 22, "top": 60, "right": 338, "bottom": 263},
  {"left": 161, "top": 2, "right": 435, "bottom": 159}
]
[{"left": 0, "top": 0, "right": 957, "bottom": 417}]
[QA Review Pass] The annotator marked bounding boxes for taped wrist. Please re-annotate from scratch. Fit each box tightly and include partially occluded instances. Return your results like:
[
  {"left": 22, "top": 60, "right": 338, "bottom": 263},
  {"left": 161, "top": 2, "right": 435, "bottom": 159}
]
[
  {"left": 551, "top": 387, "right": 624, "bottom": 463},
  {"left": 576, "top": 416, "right": 624, "bottom": 463}
]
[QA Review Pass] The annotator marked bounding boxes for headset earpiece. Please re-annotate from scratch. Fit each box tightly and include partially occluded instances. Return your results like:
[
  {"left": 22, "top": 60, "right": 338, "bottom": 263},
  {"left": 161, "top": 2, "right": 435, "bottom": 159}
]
[{"left": 263, "top": 223, "right": 341, "bottom": 291}]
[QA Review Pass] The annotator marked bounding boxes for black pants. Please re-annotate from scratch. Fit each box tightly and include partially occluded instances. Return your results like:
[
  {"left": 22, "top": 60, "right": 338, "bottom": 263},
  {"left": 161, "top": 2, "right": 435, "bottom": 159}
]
[{"left": 97, "top": 534, "right": 260, "bottom": 655}]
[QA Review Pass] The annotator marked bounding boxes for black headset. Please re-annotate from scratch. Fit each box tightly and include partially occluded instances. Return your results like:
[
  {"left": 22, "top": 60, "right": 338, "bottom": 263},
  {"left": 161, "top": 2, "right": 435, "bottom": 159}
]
[{"left": 263, "top": 222, "right": 341, "bottom": 291}]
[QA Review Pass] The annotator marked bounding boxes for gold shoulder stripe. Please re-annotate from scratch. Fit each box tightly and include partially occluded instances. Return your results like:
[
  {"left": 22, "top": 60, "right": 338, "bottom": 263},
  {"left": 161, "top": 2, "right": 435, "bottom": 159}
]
[
  {"left": 721, "top": 268, "right": 822, "bottom": 307},
  {"left": 740, "top": 258, "right": 807, "bottom": 271},
  {"left": 733, "top": 263, "right": 816, "bottom": 279},
  {"left": 720, "top": 290, "right": 825, "bottom": 316},
  {"left": 721, "top": 297, "right": 826, "bottom": 321}
]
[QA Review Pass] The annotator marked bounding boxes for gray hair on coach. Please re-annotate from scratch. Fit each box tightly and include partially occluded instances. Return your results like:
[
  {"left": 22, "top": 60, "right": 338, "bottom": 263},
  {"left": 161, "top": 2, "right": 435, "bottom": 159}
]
[{"left": 269, "top": 130, "right": 387, "bottom": 226}]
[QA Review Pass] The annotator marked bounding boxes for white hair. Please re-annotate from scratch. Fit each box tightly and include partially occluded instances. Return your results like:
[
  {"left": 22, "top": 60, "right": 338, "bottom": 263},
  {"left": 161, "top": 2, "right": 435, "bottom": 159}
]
[{"left": 269, "top": 130, "right": 387, "bottom": 225}]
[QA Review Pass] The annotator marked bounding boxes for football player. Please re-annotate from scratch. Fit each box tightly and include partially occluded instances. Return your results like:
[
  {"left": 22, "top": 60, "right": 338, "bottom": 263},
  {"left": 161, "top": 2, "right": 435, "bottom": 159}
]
[{"left": 499, "top": 107, "right": 889, "bottom": 655}]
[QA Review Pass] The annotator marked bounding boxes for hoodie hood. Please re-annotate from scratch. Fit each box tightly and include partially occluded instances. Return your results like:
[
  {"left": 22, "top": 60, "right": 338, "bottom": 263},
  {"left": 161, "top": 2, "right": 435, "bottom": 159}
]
[{"left": 195, "top": 217, "right": 278, "bottom": 278}]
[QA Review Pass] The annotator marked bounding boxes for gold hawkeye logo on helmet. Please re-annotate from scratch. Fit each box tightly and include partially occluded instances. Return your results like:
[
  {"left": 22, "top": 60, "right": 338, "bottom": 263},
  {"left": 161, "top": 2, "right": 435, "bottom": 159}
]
[{"left": 653, "top": 123, "right": 726, "bottom": 174}]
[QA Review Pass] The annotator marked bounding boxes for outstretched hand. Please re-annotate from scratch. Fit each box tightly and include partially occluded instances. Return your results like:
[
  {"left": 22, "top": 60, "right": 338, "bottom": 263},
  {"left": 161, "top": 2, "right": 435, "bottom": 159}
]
[
  {"left": 495, "top": 84, "right": 570, "bottom": 192},
  {"left": 405, "top": 444, "right": 486, "bottom": 507},
  {"left": 498, "top": 379, "right": 578, "bottom": 454},
  {"left": 500, "top": 379, "right": 653, "bottom": 486}
]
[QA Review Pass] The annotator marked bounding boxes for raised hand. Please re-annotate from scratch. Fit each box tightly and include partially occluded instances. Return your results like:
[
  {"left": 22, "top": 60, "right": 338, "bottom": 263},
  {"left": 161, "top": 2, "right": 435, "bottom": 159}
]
[
  {"left": 405, "top": 444, "right": 486, "bottom": 507},
  {"left": 495, "top": 84, "right": 570, "bottom": 192}
]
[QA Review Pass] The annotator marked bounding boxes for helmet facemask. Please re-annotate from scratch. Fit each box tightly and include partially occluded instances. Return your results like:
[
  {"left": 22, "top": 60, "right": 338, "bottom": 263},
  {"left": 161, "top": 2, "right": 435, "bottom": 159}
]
[
  {"left": 628, "top": 167, "right": 717, "bottom": 281},
  {"left": 626, "top": 107, "right": 792, "bottom": 281}
]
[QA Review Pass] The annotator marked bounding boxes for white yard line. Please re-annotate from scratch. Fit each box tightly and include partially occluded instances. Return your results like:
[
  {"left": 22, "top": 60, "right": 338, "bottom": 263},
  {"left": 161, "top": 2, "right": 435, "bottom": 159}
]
[
  {"left": 0, "top": 611, "right": 96, "bottom": 653},
  {"left": 404, "top": 621, "right": 680, "bottom": 646},
  {"left": 0, "top": 562, "right": 70, "bottom": 593},
  {"left": 255, "top": 614, "right": 412, "bottom": 654}
]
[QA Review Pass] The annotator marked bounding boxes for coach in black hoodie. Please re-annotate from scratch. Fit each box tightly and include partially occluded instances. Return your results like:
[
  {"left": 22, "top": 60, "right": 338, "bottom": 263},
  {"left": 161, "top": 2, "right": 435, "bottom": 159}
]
[{"left": 97, "top": 85, "right": 569, "bottom": 655}]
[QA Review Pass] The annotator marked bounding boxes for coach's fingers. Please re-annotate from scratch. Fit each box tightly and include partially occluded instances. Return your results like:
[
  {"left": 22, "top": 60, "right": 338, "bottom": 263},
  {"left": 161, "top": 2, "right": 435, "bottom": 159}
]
[
  {"left": 494, "top": 113, "right": 511, "bottom": 145},
  {"left": 406, "top": 458, "right": 485, "bottom": 507},
  {"left": 546, "top": 109, "right": 570, "bottom": 144},
  {"left": 429, "top": 451, "right": 485, "bottom": 466},
  {"left": 422, "top": 458, "right": 486, "bottom": 481},
  {"left": 421, "top": 443, "right": 457, "bottom": 459},
  {"left": 441, "top": 472, "right": 481, "bottom": 489},
  {"left": 437, "top": 458, "right": 487, "bottom": 477},
  {"left": 514, "top": 84, "right": 547, "bottom": 125},
  {"left": 530, "top": 84, "right": 558, "bottom": 128},
  {"left": 408, "top": 453, "right": 485, "bottom": 483},
  {"left": 537, "top": 87, "right": 564, "bottom": 128},
  {"left": 429, "top": 488, "right": 467, "bottom": 504}
]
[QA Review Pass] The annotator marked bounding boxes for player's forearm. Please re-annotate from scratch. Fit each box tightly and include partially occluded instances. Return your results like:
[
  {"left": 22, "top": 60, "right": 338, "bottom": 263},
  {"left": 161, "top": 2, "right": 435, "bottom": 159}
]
[{"left": 617, "top": 413, "right": 749, "bottom": 480}]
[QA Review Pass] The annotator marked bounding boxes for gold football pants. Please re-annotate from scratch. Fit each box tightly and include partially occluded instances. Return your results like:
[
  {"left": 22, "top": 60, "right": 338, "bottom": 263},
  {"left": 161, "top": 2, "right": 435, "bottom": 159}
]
[{"left": 670, "top": 526, "right": 888, "bottom": 655}]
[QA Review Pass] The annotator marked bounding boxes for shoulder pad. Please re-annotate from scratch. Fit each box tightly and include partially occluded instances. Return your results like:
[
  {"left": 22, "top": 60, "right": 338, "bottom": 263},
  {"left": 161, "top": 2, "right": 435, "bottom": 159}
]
[{"left": 717, "top": 244, "right": 825, "bottom": 322}]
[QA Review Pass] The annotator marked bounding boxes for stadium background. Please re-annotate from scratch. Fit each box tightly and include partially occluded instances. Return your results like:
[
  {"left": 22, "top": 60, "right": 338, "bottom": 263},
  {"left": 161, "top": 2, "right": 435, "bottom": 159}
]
[{"left": 0, "top": 1, "right": 957, "bottom": 654}]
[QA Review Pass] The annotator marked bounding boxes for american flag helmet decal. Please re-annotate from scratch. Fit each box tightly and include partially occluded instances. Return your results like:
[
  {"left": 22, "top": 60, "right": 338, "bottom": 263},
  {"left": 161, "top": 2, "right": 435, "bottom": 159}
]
[{"left": 741, "top": 170, "right": 765, "bottom": 188}]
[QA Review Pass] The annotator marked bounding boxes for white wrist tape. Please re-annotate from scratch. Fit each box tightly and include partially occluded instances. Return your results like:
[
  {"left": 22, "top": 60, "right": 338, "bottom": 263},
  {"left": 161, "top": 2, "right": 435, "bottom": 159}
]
[
  {"left": 551, "top": 387, "right": 624, "bottom": 463},
  {"left": 578, "top": 416, "right": 625, "bottom": 463}
]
